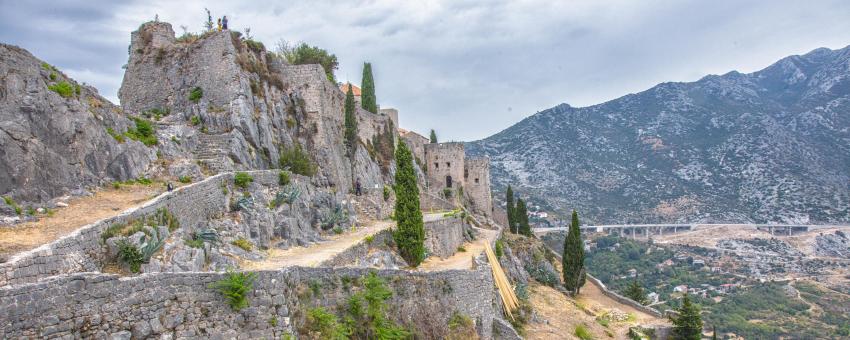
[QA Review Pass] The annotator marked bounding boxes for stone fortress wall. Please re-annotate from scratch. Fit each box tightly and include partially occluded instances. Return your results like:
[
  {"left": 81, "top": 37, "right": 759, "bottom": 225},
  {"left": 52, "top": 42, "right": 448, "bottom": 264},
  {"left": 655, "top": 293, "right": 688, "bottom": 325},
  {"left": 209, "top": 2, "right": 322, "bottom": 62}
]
[
  {"left": 0, "top": 170, "right": 318, "bottom": 287},
  {"left": 0, "top": 171, "right": 504, "bottom": 339},
  {"left": 0, "top": 266, "right": 497, "bottom": 339},
  {"left": 400, "top": 129, "right": 430, "bottom": 164}
]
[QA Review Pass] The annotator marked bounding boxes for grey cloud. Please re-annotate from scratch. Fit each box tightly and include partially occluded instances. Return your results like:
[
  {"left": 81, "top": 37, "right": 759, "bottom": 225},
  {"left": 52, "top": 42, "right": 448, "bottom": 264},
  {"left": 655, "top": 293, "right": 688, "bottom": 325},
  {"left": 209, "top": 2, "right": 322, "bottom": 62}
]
[{"left": 2, "top": 0, "right": 849, "bottom": 140}]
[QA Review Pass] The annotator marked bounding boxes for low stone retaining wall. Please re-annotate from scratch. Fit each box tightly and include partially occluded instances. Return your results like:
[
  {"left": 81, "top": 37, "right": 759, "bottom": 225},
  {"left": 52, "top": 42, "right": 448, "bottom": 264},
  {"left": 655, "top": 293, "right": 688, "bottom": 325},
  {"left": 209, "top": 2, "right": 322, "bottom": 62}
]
[
  {"left": 586, "top": 274, "right": 664, "bottom": 318},
  {"left": 0, "top": 170, "right": 285, "bottom": 286},
  {"left": 0, "top": 265, "right": 498, "bottom": 339},
  {"left": 424, "top": 215, "right": 471, "bottom": 258}
]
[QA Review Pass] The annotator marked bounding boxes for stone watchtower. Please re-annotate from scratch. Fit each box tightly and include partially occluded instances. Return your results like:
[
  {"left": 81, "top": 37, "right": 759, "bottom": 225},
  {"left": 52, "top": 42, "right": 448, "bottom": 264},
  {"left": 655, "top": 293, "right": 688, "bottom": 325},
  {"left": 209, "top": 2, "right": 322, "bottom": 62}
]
[
  {"left": 423, "top": 142, "right": 493, "bottom": 217},
  {"left": 463, "top": 157, "right": 494, "bottom": 217},
  {"left": 424, "top": 143, "right": 465, "bottom": 196}
]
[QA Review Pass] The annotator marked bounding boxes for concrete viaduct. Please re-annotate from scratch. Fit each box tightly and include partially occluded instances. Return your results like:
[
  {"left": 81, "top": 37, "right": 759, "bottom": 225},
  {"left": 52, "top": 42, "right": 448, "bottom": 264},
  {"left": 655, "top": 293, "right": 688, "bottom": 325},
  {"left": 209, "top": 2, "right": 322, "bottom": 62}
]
[{"left": 533, "top": 223, "right": 850, "bottom": 239}]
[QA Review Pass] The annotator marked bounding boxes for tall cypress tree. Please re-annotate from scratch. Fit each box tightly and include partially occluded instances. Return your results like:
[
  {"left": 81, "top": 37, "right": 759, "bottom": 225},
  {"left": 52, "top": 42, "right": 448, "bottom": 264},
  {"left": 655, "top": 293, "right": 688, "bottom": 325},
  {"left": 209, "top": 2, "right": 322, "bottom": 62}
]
[
  {"left": 429, "top": 129, "right": 437, "bottom": 144},
  {"left": 392, "top": 141, "right": 425, "bottom": 267},
  {"left": 343, "top": 83, "right": 358, "bottom": 157},
  {"left": 562, "top": 210, "right": 586, "bottom": 295},
  {"left": 517, "top": 198, "right": 531, "bottom": 236},
  {"left": 361, "top": 62, "right": 377, "bottom": 113},
  {"left": 505, "top": 185, "right": 516, "bottom": 233},
  {"left": 671, "top": 294, "right": 703, "bottom": 340},
  {"left": 625, "top": 279, "right": 648, "bottom": 305}
]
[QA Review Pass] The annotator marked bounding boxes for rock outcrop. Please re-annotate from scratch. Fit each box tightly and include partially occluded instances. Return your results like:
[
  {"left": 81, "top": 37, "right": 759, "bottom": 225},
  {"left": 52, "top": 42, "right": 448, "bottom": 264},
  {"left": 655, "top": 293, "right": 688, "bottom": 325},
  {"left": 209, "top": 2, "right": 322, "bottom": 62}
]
[
  {"left": 0, "top": 44, "right": 154, "bottom": 204},
  {"left": 118, "top": 22, "right": 392, "bottom": 199}
]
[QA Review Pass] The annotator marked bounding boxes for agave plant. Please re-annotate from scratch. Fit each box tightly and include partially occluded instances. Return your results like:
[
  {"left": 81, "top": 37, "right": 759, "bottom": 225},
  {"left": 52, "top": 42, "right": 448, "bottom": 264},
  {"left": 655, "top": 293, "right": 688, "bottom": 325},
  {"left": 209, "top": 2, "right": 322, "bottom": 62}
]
[
  {"left": 139, "top": 230, "right": 165, "bottom": 262},
  {"left": 320, "top": 205, "right": 348, "bottom": 230},
  {"left": 235, "top": 196, "right": 254, "bottom": 211},
  {"left": 193, "top": 228, "right": 220, "bottom": 245}
]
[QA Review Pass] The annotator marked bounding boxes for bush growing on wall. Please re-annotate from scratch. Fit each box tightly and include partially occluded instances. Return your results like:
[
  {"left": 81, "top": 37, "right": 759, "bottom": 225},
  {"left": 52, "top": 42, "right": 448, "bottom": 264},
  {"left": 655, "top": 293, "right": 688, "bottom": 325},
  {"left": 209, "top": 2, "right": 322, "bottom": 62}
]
[
  {"left": 279, "top": 143, "right": 317, "bottom": 176},
  {"left": 188, "top": 86, "right": 204, "bottom": 102},
  {"left": 276, "top": 40, "right": 338, "bottom": 83},
  {"left": 234, "top": 172, "right": 253, "bottom": 189},
  {"left": 48, "top": 81, "right": 74, "bottom": 98},
  {"left": 211, "top": 270, "right": 256, "bottom": 311}
]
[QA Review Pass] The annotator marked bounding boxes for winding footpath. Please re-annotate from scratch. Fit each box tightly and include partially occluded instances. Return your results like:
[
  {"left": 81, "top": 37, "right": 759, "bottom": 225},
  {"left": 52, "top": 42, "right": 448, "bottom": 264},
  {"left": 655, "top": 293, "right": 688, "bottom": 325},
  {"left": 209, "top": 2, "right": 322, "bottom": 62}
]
[{"left": 242, "top": 212, "right": 448, "bottom": 270}]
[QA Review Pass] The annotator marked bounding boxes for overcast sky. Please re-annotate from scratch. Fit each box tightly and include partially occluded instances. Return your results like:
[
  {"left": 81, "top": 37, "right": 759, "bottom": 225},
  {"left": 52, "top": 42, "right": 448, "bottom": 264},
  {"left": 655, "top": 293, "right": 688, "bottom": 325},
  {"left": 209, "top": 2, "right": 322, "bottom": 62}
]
[{"left": 2, "top": 1, "right": 850, "bottom": 141}]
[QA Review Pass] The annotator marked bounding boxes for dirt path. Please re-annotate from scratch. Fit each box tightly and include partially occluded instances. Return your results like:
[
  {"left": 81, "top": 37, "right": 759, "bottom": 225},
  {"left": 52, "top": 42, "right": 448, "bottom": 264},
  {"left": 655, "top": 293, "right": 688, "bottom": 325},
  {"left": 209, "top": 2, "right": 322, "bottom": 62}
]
[
  {"left": 525, "top": 281, "right": 666, "bottom": 339},
  {"left": 575, "top": 279, "right": 662, "bottom": 324},
  {"left": 242, "top": 213, "right": 447, "bottom": 270},
  {"left": 0, "top": 184, "right": 164, "bottom": 259},
  {"left": 418, "top": 226, "right": 499, "bottom": 271}
]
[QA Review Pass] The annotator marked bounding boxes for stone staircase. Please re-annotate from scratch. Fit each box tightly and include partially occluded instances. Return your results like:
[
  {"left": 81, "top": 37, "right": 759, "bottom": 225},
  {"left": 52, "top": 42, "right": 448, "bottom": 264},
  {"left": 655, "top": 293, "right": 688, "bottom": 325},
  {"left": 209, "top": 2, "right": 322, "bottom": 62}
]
[{"left": 193, "top": 133, "right": 231, "bottom": 174}]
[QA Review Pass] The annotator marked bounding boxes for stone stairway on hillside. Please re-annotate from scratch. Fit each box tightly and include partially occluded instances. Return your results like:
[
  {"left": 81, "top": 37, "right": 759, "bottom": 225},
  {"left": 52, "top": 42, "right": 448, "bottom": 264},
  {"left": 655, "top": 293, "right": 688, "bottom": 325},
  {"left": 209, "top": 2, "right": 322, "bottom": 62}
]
[{"left": 193, "top": 133, "right": 232, "bottom": 174}]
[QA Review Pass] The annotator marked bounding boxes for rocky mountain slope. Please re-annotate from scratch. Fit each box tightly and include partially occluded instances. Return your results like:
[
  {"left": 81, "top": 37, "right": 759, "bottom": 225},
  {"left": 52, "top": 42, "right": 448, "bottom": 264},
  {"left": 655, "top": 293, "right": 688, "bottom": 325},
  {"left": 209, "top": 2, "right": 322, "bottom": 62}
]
[
  {"left": 468, "top": 45, "right": 850, "bottom": 224},
  {"left": 0, "top": 44, "right": 154, "bottom": 204}
]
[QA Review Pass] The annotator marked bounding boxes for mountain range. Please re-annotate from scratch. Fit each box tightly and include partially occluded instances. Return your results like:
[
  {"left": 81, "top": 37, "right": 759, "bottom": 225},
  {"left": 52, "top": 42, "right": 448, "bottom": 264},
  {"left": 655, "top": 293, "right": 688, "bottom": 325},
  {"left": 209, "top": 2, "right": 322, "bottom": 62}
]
[{"left": 467, "top": 45, "right": 850, "bottom": 225}]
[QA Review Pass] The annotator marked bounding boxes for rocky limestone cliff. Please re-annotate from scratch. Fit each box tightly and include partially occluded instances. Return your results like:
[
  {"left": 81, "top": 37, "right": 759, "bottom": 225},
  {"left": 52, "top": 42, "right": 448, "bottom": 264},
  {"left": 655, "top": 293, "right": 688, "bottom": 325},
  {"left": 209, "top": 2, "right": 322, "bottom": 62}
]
[
  {"left": 119, "top": 22, "right": 391, "bottom": 198},
  {"left": 0, "top": 44, "right": 154, "bottom": 205}
]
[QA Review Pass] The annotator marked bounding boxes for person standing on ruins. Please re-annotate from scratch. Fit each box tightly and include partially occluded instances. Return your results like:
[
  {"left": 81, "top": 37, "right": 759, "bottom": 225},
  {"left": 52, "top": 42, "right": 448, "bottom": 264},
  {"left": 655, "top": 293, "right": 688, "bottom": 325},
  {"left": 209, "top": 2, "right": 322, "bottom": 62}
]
[
  {"left": 355, "top": 178, "right": 362, "bottom": 196},
  {"left": 222, "top": 16, "right": 229, "bottom": 30}
]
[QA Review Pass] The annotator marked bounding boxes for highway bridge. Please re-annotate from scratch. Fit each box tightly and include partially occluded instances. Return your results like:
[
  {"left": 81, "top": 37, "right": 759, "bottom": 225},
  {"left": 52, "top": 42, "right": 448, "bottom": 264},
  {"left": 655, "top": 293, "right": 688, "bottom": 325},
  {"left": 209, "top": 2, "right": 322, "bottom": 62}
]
[{"left": 533, "top": 223, "right": 850, "bottom": 239}]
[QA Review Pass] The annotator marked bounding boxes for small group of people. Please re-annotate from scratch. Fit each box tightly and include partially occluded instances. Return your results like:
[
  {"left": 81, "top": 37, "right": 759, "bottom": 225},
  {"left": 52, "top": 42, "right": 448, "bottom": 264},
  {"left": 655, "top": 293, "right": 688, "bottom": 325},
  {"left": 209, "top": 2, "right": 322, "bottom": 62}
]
[{"left": 216, "top": 16, "right": 229, "bottom": 31}]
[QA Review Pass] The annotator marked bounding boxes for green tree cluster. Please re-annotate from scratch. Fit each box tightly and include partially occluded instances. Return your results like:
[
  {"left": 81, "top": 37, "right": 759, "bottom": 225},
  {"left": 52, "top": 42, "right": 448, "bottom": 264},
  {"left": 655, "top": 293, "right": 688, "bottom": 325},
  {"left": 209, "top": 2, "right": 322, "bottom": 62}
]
[
  {"left": 562, "top": 210, "right": 586, "bottom": 295},
  {"left": 392, "top": 141, "right": 425, "bottom": 266},
  {"left": 361, "top": 62, "right": 377, "bottom": 113},
  {"left": 277, "top": 41, "right": 339, "bottom": 83},
  {"left": 516, "top": 198, "right": 531, "bottom": 236},
  {"left": 343, "top": 83, "right": 358, "bottom": 157}
]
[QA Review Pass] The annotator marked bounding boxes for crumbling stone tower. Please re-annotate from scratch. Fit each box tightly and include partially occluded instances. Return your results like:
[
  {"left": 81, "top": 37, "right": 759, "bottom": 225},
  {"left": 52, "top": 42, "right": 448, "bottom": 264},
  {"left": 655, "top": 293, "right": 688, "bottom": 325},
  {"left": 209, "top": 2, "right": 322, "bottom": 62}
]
[{"left": 423, "top": 142, "right": 493, "bottom": 217}]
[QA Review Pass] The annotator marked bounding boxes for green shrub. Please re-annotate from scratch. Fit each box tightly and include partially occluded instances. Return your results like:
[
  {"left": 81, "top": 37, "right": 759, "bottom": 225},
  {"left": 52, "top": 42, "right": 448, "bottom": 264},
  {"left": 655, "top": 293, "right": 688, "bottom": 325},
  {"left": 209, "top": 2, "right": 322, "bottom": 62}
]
[
  {"left": 190, "top": 115, "right": 202, "bottom": 126},
  {"left": 14, "top": 206, "right": 22, "bottom": 215},
  {"left": 457, "top": 245, "right": 467, "bottom": 252},
  {"left": 364, "top": 235, "right": 375, "bottom": 245},
  {"left": 306, "top": 307, "right": 348, "bottom": 339},
  {"left": 383, "top": 185, "right": 391, "bottom": 201},
  {"left": 278, "top": 170, "right": 290, "bottom": 186},
  {"left": 234, "top": 172, "right": 253, "bottom": 189},
  {"left": 2, "top": 196, "right": 12, "bottom": 206},
  {"left": 495, "top": 239, "right": 504, "bottom": 258},
  {"left": 188, "top": 86, "right": 203, "bottom": 102},
  {"left": 342, "top": 271, "right": 411, "bottom": 339},
  {"left": 48, "top": 81, "right": 74, "bottom": 98},
  {"left": 333, "top": 226, "right": 344, "bottom": 234},
  {"left": 447, "top": 312, "right": 476, "bottom": 339},
  {"left": 49, "top": 72, "right": 57, "bottom": 81},
  {"left": 124, "top": 118, "right": 158, "bottom": 146},
  {"left": 74, "top": 84, "right": 81, "bottom": 96},
  {"left": 178, "top": 176, "right": 192, "bottom": 183},
  {"left": 575, "top": 324, "right": 593, "bottom": 340},
  {"left": 41, "top": 62, "right": 55, "bottom": 71},
  {"left": 210, "top": 270, "right": 256, "bottom": 311},
  {"left": 278, "top": 143, "right": 317, "bottom": 176},
  {"left": 232, "top": 237, "right": 253, "bottom": 251},
  {"left": 184, "top": 238, "right": 204, "bottom": 248},
  {"left": 106, "top": 127, "right": 125, "bottom": 143},
  {"left": 117, "top": 239, "right": 144, "bottom": 273}
]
